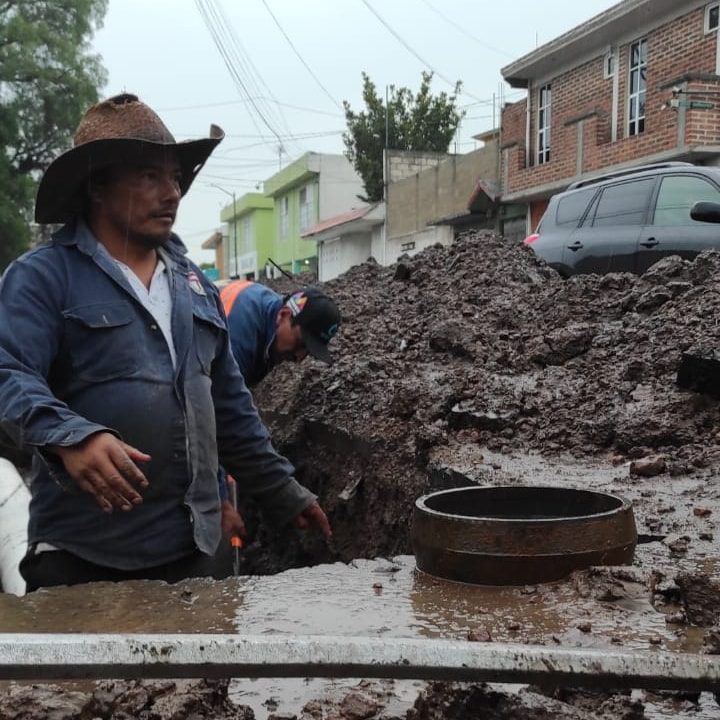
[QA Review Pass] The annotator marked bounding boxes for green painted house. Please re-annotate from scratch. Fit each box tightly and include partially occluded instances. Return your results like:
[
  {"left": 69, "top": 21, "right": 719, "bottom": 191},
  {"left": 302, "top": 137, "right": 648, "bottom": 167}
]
[
  {"left": 263, "top": 152, "right": 364, "bottom": 276},
  {"left": 220, "top": 193, "right": 273, "bottom": 280}
]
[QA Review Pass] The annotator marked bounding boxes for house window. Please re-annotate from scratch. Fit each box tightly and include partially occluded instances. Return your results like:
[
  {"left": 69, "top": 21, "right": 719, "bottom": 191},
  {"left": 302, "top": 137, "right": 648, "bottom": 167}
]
[
  {"left": 604, "top": 51, "right": 615, "bottom": 79},
  {"left": 628, "top": 39, "right": 647, "bottom": 137},
  {"left": 299, "top": 184, "right": 313, "bottom": 231},
  {"left": 537, "top": 84, "right": 551, "bottom": 164},
  {"left": 705, "top": 3, "right": 719, "bottom": 33},
  {"left": 280, "top": 196, "right": 289, "bottom": 239},
  {"left": 242, "top": 216, "right": 252, "bottom": 253},
  {"left": 401, "top": 241, "right": 415, "bottom": 252}
]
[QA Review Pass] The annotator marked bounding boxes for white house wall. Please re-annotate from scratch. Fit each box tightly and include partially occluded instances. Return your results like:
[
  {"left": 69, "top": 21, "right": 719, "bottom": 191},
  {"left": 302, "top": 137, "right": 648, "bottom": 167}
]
[
  {"left": 316, "top": 155, "right": 365, "bottom": 220},
  {"left": 385, "top": 226, "right": 453, "bottom": 265},
  {"left": 319, "top": 232, "right": 372, "bottom": 282},
  {"left": 370, "top": 224, "right": 385, "bottom": 265}
]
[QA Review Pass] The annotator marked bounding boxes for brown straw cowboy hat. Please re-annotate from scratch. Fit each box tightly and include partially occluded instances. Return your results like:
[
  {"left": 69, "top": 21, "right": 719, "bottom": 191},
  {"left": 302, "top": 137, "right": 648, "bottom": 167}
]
[{"left": 35, "top": 93, "right": 224, "bottom": 224}]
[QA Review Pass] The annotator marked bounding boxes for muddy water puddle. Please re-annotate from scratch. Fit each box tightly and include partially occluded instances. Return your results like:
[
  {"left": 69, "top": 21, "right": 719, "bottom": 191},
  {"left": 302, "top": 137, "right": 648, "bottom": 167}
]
[{"left": 0, "top": 555, "right": 708, "bottom": 718}]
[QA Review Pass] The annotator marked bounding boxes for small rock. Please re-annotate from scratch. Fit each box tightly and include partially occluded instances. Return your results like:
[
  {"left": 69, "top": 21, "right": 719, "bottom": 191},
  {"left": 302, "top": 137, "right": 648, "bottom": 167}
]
[
  {"left": 630, "top": 456, "right": 666, "bottom": 477},
  {"left": 649, "top": 636, "right": 662, "bottom": 645},
  {"left": 694, "top": 507, "right": 712, "bottom": 518},
  {"left": 466, "top": 628, "right": 492, "bottom": 642},
  {"left": 576, "top": 622, "right": 592, "bottom": 633},
  {"left": 700, "top": 532, "right": 714, "bottom": 541},
  {"left": 663, "top": 534, "right": 691, "bottom": 554},
  {"left": 339, "top": 691, "right": 379, "bottom": 720},
  {"left": 507, "top": 621, "right": 521, "bottom": 631},
  {"left": 666, "top": 611, "right": 686, "bottom": 624}
]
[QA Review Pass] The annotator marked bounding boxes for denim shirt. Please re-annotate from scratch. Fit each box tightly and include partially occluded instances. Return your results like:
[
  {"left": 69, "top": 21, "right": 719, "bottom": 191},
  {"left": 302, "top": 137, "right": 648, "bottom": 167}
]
[
  {"left": 226, "top": 283, "right": 284, "bottom": 388},
  {"left": 0, "top": 221, "right": 314, "bottom": 570}
]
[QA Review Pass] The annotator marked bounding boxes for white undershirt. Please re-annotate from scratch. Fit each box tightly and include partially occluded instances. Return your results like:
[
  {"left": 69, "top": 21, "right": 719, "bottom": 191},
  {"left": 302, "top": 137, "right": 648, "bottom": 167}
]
[{"left": 113, "top": 255, "right": 177, "bottom": 368}]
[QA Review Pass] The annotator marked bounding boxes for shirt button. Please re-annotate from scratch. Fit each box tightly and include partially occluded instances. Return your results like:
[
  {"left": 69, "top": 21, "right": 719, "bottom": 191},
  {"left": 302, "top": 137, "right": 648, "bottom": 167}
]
[{"left": 150, "top": 324, "right": 158, "bottom": 330}]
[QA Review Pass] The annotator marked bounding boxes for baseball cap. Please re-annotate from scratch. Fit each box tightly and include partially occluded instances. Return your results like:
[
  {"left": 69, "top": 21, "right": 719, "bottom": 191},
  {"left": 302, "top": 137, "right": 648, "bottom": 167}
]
[{"left": 286, "top": 288, "right": 341, "bottom": 365}]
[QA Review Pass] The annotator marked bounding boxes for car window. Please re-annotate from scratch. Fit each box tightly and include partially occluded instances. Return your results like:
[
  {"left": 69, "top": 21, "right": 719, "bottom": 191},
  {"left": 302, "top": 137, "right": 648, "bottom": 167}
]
[
  {"left": 555, "top": 188, "right": 596, "bottom": 226},
  {"left": 591, "top": 178, "right": 655, "bottom": 227},
  {"left": 653, "top": 175, "right": 720, "bottom": 226}
]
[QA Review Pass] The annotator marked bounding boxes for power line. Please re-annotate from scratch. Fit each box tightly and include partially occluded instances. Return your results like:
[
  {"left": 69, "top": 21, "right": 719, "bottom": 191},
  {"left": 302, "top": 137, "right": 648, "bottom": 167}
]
[
  {"left": 258, "top": 0, "right": 342, "bottom": 111},
  {"left": 195, "top": 0, "right": 281, "bottom": 141},
  {"left": 206, "top": 0, "right": 300, "bottom": 153},
  {"left": 417, "top": 0, "right": 514, "bottom": 59},
  {"left": 358, "top": 0, "right": 483, "bottom": 103},
  {"left": 159, "top": 97, "right": 343, "bottom": 117}
]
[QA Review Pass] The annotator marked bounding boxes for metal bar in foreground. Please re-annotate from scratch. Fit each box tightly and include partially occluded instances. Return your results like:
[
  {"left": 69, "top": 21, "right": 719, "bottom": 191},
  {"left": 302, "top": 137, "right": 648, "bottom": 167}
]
[{"left": 0, "top": 634, "right": 719, "bottom": 691}]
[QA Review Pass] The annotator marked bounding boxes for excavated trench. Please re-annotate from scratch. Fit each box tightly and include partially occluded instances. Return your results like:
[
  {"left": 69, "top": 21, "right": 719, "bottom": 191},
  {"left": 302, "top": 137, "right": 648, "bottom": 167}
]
[{"left": 5, "top": 233, "right": 720, "bottom": 718}]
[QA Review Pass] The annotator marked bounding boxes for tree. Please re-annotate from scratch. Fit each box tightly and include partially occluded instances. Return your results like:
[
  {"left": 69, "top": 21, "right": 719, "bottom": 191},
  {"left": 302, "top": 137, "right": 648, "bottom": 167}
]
[
  {"left": 0, "top": 0, "right": 108, "bottom": 271},
  {"left": 343, "top": 72, "right": 465, "bottom": 203}
]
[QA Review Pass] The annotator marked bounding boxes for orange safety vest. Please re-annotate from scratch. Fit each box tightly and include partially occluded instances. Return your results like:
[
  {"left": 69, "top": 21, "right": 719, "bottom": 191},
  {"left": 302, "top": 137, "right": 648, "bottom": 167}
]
[{"left": 219, "top": 280, "right": 253, "bottom": 316}]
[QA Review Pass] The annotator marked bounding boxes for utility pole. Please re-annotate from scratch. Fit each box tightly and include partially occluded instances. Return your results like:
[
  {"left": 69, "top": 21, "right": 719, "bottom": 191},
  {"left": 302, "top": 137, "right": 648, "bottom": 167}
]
[{"left": 211, "top": 184, "right": 239, "bottom": 279}]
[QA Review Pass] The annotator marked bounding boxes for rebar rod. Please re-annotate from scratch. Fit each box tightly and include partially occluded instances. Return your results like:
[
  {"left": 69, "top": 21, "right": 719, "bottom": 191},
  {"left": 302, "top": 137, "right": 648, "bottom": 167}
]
[{"left": 0, "top": 634, "right": 718, "bottom": 692}]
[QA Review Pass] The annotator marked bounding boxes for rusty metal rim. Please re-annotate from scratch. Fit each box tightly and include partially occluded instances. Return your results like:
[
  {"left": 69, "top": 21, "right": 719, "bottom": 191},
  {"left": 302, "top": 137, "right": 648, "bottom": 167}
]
[{"left": 415, "top": 486, "right": 633, "bottom": 523}]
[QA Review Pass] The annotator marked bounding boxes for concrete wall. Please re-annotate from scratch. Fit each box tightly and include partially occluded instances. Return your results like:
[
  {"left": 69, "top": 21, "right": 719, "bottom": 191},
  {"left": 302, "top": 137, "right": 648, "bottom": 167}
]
[
  {"left": 318, "top": 231, "right": 373, "bottom": 282},
  {"left": 501, "top": 4, "right": 719, "bottom": 201},
  {"left": 387, "top": 140, "right": 499, "bottom": 239},
  {"left": 386, "top": 150, "right": 449, "bottom": 184}
]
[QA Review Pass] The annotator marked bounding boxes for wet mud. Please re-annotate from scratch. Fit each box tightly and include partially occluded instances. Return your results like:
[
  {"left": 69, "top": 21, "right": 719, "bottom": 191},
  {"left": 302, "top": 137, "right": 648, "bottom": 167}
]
[{"left": 5, "top": 234, "right": 720, "bottom": 717}]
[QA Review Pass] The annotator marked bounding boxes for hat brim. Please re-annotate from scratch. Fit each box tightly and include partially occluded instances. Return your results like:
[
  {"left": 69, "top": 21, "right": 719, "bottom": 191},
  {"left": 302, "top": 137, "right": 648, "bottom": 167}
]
[
  {"left": 35, "top": 125, "right": 224, "bottom": 224},
  {"left": 302, "top": 330, "right": 334, "bottom": 365}
]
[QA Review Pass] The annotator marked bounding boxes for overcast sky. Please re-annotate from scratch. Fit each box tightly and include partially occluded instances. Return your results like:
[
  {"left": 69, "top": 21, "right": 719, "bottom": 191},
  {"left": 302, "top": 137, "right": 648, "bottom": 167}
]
[{"left": 92, "top": 0, "right": 619, "bottom": 264}]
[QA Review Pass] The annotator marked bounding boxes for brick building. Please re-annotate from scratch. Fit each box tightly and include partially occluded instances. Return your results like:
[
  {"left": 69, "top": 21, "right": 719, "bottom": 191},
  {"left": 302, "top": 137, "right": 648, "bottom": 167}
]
[{"left": 500, "top": 0, "right": 720, "bottom": 234}]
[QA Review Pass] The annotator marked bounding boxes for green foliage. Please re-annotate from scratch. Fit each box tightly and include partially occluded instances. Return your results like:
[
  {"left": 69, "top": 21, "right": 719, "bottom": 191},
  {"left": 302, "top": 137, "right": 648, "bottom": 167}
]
[
  {"left": 0, "top": 0, "right": 108, "bottom": 270},
  {"left": 343, "top": 72, "right": 465, "bottom": 202}
]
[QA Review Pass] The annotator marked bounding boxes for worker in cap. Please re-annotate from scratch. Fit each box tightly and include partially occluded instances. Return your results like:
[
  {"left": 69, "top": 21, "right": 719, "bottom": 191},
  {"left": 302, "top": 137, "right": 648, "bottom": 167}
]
[{"left": 219, "top": 280, "right": 341, "bottom": 389}]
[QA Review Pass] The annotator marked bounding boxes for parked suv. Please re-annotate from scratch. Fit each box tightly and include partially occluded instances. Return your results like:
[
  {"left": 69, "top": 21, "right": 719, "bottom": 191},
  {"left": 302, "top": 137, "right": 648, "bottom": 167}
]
[{"left": 525, "top": 162, "right": 720, "bottom": 276}]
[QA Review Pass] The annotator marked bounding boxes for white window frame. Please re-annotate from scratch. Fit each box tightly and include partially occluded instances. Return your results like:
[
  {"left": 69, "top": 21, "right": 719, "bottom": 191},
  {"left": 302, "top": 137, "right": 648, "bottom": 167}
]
[
  {"left": 628, "top": 38, "right": 647, "bottom": 137},
  {"left": 603, "top": 50, "right": 615, "bottom": 80},
  {"left": 299, "top": 184, "right": 313, "bottom": 232},
  {"left": 537, "top": 84, "right": 551, "bottom": 165},
  {"left": 705, "top": 2, "right": 719, "bottom": 33},
  {"left": 400, "top": 241, "right": 415, "bottom": 252},
  {"left": 279, "top": 196, "right": 289, "bottom": 239}
]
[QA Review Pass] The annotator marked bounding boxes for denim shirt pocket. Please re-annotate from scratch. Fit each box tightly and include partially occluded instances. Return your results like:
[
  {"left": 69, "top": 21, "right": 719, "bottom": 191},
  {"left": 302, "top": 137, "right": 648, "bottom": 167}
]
[
  {"left": 62, "top": 301, "right": 140, "bottom": 381},
  {"left": 192, "top": 301, "right": 226, "bottom": 376}
]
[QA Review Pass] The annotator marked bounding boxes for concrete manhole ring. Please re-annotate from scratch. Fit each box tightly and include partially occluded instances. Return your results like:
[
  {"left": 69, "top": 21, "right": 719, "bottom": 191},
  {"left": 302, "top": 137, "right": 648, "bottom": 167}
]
[{"left": 411, "top": 485, "right": 637, "bottom": 585}]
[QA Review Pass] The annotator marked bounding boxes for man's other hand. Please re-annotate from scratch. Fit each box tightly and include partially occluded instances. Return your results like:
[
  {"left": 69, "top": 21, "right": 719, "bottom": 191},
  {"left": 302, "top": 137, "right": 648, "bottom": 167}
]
[
  {"left": 221, "top": 499, "right": 246, "bottom": 539},
  {"left": 292, "top": 501, "right": 332, "bottom": 538},
  {"left": 52, "top": 432, "right": 150, "bottom": 513}
]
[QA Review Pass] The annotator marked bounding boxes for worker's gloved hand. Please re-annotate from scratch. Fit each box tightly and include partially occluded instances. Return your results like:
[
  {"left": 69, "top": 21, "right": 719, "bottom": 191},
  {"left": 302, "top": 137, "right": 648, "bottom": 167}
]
[
  {"left": 52, "top": 431, "right": 150, "bottom": 513},
  {"left": 221, "top": 499, "right": 246, "bottom": 539},
  {"left": 292, "top": 500, "right": 332, "bottom": 538}
]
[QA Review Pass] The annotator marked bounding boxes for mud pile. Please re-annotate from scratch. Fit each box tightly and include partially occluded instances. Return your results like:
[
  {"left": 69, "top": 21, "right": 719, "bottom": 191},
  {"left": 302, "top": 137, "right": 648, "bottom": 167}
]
[
  {"left": 250, "top": 233, "right": 720, "bottom": 566},
  {"left": 262, "top": 232, "right": 720, "bottom": 459}
]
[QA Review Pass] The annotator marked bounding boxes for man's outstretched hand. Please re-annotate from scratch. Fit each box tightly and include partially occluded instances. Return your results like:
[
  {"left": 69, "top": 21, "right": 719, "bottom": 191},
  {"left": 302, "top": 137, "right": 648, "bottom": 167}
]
[
  {"left": 53, "top": 432, "right": 150, "bottom": 513},
  {"left": 292, "top": 500, "right": 332, "bottom": 538}
]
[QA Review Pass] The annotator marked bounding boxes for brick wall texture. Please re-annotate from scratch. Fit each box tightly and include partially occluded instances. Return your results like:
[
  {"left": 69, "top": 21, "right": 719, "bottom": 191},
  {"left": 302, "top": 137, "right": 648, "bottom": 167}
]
[{"left": 501, "top": 5, "right": 720, "bottom": 199}]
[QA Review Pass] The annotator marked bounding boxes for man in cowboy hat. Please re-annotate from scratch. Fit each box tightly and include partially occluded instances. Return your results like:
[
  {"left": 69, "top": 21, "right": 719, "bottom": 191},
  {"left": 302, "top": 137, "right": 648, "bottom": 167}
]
[
  {"left": 219, "top": 280, "right": 341, "bottom": 389},
  {"left": 0, "top": 93, "right": 330, "bottom": 591}
]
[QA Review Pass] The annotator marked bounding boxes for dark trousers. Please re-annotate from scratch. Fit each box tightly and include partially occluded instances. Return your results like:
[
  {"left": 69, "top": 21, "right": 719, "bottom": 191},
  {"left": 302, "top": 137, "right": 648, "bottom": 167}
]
[{"left": 20, "top": 547, "right": 221, "bottom": 592}]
